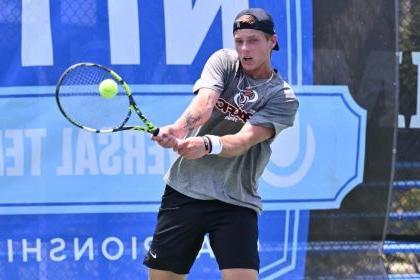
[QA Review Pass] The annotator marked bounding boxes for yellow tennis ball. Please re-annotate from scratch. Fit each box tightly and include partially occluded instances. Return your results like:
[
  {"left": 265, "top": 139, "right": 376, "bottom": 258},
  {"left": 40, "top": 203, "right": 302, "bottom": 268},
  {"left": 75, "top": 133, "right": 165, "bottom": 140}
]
[{"left": 99, "top": 79, "right": 118, "bottom": 99}]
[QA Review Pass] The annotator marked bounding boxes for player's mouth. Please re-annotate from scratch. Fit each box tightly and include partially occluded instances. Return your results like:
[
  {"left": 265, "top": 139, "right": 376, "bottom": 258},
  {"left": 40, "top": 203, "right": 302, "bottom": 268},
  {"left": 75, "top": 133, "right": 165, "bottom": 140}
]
[{"left": 242, "top": 57, "right": 253, "bottom": 64}]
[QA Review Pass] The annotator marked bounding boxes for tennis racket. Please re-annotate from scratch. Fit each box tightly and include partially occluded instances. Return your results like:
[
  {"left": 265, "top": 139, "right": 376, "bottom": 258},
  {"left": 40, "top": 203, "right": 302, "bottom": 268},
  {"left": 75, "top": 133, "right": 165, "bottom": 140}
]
[{"left": 55, "top": 62, "right": 159, "bottom": 136}]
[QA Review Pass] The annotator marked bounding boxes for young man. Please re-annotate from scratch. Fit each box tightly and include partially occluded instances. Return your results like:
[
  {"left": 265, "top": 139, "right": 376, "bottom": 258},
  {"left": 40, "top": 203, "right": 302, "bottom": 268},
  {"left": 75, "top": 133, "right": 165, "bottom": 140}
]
[{"left": 144, "top": 8, "right": 298, "bottom": 280}]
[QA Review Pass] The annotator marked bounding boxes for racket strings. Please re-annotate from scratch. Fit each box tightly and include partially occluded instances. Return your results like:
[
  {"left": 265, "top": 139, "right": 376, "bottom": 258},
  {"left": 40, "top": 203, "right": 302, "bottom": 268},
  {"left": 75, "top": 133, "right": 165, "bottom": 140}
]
[{"left": 57, "top": 65, "right": 130, "bottom": 131}]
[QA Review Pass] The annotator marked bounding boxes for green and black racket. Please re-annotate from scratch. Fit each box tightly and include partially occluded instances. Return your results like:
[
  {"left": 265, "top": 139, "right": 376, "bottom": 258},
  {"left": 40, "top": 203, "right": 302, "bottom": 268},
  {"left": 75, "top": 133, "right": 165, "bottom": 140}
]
[{"left": 55, "top": 63, "right": 159, "bottom": 136}]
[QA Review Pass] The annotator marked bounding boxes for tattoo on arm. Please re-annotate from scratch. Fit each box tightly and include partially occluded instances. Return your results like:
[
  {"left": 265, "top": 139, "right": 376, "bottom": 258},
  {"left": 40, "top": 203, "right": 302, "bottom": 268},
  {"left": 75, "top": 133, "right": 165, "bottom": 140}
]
[{"left": 184, "top": 112, "right": 201, "bottom": 131}]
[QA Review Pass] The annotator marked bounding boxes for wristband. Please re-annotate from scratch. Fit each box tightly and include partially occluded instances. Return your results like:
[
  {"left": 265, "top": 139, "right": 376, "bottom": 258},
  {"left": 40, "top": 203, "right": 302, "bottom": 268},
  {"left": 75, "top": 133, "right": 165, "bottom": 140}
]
[
  {"left": 202, "top": 136, "right": 211, "bottom": 154},
  {"left": 206, "top": 135, "right": 223, "bottom": 155}
]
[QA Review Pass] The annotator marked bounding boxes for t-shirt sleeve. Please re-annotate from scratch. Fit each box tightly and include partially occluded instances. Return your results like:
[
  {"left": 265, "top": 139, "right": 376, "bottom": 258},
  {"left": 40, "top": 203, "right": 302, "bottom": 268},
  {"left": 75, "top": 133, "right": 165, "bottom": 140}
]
[
  {"left": 248, "top": 87, "right": 299, "bottom": 138},
  {"left": 193, "top": 49, "right": 228, "bottom": 94}
]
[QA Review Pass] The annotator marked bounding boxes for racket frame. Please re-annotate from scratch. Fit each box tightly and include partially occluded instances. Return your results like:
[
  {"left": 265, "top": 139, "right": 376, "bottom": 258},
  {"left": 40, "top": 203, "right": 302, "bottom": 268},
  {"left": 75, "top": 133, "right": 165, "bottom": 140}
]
[{"left": 55, "top": 62, "right": 159, "bottom": 136}]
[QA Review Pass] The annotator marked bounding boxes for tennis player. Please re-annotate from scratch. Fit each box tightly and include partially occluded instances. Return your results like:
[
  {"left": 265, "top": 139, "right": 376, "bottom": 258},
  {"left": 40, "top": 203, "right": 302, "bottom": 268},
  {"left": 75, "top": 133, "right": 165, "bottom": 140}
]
[{"left": 144, "top": 8, "right": 299, "bottom": 280}]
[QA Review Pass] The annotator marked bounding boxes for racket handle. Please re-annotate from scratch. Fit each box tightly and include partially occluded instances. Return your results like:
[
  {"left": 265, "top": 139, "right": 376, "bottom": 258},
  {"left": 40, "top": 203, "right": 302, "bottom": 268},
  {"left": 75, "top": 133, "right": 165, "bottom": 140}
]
[{"left": 152, "top": 128, "right": 160, "bottom": 137}]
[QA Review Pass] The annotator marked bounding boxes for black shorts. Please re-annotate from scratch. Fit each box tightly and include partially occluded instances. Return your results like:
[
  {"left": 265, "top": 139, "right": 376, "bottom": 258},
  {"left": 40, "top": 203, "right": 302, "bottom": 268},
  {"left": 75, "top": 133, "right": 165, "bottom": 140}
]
[{"left": 143, "top": 185, "right": 259, "bottom": 274}]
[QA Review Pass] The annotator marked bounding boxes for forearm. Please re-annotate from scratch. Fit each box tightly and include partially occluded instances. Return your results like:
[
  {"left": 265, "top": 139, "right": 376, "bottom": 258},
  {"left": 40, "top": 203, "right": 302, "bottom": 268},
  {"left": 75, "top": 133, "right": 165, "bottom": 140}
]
[
  {"left": 175, "top": 124, "right": 274, "bottom": 159},
  {"left": 175, "top": 133, "right": 254, "bottom": 160},
  {"left": 211, "top": 123, "right": 275, "bottom": 158},
  {"left": 172, "top": 89, "right": 219, "bottom": 137},
  {"left": 218, "top": 134, "right": 253, "bottom": 157}
]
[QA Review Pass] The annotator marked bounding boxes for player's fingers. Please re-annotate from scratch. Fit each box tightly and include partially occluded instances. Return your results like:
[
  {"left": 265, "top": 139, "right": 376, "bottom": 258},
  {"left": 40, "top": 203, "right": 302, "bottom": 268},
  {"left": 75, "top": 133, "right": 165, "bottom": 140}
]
[
  {"left": 152, "top": 127, "right": 172, "bottom": 141},
  {"left": 174, "top": 140, "right": 186, "bottom": 153},
  {"left": 153, "top": 136, "right": 173, "bottom": 148},
  {"left": 172, "top": 140, "right": 181, "bottom": 152},
  {"left": 177, "top": 144, "right": 200, "bottom": 159},
  {"left": 161, "top": 140, "right": 174, "bottom": 148},
  {"left": 164, "top": 136, "right": 178, "bottom": 148},
  {"left": 151, "top": 135, "right": 162, "bottom": 141}
]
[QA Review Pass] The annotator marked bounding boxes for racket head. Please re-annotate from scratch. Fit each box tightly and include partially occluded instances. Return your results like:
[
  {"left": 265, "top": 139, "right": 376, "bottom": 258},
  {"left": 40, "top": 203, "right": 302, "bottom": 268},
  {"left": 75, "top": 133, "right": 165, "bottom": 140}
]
[{"left": 55, "top": 63, "right": 131, "bottom": 133}]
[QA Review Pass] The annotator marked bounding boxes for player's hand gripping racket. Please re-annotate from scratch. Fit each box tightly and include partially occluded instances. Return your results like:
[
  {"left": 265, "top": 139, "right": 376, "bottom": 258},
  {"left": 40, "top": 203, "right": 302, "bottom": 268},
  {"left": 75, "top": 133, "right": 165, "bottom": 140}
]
[{"left": 55, "top": 62, "right": 159, "bottom": 136}]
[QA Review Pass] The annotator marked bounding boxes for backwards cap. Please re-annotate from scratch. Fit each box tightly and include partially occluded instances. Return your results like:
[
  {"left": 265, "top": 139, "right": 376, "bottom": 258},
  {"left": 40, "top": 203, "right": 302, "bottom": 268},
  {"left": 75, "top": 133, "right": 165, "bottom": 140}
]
[{"left": 233, "top": 8, "right": 279, "bottom": 51}]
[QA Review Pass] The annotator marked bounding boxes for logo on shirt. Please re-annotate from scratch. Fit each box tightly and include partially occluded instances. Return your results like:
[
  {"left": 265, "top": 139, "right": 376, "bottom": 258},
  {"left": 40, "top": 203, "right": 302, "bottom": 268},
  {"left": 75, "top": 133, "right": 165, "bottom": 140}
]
[
  {"left": 215, "top": 97, "right": 253, "bottom": 123},
  {"left": 234, "top": 88, "right": 259, "bottom": 108}
]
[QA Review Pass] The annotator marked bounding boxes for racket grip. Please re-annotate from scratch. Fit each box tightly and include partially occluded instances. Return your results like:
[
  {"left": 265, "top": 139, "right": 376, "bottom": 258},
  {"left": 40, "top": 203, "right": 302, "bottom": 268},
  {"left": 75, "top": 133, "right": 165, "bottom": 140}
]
[{"left": 152, "top": 128, "right": 160, "bottom": 137}]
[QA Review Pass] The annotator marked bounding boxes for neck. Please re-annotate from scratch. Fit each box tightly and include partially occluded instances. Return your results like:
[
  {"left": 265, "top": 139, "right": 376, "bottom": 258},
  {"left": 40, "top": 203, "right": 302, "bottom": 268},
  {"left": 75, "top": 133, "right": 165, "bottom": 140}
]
[{"left": 243, "top": 65, "right": 273, "bottom": 80}]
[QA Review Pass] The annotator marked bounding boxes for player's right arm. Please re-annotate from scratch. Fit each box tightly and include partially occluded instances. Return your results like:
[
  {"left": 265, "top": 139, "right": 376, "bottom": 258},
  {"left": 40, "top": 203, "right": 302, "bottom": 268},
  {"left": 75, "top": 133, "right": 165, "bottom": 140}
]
[
  {"left": 153, "top": 49, "right": 227, "bottom": 148},
  {"left": 152, "top": 88, "right": 220, "bottom": 148}
]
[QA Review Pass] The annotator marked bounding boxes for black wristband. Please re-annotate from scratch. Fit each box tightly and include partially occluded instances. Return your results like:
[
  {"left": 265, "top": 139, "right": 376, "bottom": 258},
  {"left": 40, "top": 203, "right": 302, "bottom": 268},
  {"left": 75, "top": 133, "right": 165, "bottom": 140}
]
[
  {"left": 202, "top": 136, "right": 210, "bottom": 153},
  {"left": 203, "top": 135, "right": 212, "bottom": 154}
]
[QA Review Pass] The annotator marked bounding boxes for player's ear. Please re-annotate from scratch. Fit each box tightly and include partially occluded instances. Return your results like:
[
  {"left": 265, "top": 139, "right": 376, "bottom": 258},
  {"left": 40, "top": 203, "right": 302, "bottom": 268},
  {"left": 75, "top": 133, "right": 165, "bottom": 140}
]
[{"left": 271, "top": 34, "right": 278, "bottom": 50}]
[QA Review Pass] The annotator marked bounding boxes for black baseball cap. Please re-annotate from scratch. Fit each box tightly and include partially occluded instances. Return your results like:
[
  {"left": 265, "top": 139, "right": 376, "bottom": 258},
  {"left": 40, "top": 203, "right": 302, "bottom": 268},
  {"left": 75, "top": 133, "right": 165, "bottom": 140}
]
[{"left": 233, "top": 8, "right": 279, "bottom": 51}]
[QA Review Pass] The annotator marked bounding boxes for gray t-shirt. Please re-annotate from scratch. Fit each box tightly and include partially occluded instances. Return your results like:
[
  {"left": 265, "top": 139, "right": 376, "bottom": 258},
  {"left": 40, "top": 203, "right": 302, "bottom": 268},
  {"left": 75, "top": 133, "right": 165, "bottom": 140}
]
[{"left": 164, "top": 49, "right": 298, "bottom": 212}]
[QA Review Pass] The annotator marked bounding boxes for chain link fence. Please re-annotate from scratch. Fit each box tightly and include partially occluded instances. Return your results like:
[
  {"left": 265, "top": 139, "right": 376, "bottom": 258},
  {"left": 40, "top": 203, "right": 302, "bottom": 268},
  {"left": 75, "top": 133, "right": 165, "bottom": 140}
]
[{"left": 384, "top": 0, "right": 420, "bottom": 277}]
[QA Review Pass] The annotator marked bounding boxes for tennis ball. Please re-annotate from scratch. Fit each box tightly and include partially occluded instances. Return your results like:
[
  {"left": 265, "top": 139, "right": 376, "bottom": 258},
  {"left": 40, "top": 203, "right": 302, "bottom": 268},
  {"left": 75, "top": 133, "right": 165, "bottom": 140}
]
[{"left": 99, "top": 79, "right": 118, "bottom": 99}]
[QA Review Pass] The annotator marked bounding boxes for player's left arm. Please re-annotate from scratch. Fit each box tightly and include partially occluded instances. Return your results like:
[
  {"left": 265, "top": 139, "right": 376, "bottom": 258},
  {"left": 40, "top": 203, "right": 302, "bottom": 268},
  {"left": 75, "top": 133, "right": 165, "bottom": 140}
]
[
  {"left": 175, "top": 123, "right": 274, "bottom": 159},
  {"left": 219, "top": 123, "right": 273, "bottom": 157},
  {"left": 176, "top": 86, "right": 298, "bottom": 159}
]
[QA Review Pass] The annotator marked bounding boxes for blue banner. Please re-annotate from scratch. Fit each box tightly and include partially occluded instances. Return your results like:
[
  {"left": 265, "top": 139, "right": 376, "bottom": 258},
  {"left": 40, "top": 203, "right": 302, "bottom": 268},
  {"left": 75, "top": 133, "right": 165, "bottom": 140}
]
[{"left": 0, "top": 211, "right": 309, "bottom": 279}]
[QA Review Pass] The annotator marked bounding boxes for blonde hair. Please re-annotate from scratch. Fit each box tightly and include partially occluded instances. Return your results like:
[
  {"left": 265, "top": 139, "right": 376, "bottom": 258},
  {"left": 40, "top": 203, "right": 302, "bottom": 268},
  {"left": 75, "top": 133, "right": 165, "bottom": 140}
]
[{"left": 236, "top": 14, "right": 257, "bottom": 25}]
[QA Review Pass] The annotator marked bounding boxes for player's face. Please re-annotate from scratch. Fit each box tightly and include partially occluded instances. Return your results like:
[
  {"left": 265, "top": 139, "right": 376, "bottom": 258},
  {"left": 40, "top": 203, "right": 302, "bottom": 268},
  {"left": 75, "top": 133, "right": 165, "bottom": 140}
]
[{"left": 234, "top": 29, "right": 277, "bottom": 79}]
